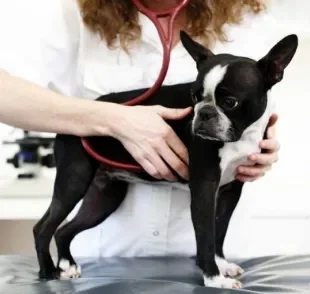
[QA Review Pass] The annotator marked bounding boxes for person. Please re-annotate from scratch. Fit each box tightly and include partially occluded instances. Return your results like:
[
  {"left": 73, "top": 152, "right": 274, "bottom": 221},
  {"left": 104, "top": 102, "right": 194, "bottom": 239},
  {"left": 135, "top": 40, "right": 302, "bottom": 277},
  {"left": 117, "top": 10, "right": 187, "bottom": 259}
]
[{"left": 0, "top": 0, "right": 280, "bottom": 258}]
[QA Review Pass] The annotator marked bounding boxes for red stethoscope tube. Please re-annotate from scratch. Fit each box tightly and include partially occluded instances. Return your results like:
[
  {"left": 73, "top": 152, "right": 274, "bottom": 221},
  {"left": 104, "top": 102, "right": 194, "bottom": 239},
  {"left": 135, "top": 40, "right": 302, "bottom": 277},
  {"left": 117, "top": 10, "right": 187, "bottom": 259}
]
[{"left": 81, "top": 0, "right": 190, "bottom": 171}]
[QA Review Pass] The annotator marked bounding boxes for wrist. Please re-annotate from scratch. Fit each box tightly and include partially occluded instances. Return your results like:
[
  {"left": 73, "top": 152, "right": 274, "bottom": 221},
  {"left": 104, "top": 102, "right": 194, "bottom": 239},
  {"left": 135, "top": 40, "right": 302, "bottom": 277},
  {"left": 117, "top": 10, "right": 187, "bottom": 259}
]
[{"left": 79, "top": 100, "right": 125, "bottom": 138}]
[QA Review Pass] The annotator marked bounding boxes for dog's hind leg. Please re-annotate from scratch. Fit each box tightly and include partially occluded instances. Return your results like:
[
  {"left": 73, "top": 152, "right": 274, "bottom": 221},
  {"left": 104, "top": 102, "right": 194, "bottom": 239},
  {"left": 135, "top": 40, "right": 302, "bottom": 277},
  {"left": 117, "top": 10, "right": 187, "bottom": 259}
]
[
  {"left": 215, "top": 180, "right": 244, "bottom": 278},
  {"left": 33, "top": 135, "right": 98, "bottom": 280},
  {"left": 54, "top": 166, "right": 128, "bottom": 279}
]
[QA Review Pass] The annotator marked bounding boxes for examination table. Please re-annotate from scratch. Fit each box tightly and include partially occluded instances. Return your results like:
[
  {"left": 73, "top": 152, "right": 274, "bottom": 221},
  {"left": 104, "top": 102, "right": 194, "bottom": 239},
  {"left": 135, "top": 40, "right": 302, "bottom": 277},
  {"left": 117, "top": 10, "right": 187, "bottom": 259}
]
[{"left": 0, "top": 255, "right": 309, "bottom": 293}]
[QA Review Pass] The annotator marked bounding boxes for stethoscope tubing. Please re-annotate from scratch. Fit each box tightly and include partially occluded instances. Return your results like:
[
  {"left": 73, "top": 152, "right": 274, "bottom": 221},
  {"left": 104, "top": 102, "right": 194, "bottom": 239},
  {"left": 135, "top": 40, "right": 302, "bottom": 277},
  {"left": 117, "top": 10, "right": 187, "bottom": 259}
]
[{"left": 81, "top": 0, "right": 190, "bottom": 171}]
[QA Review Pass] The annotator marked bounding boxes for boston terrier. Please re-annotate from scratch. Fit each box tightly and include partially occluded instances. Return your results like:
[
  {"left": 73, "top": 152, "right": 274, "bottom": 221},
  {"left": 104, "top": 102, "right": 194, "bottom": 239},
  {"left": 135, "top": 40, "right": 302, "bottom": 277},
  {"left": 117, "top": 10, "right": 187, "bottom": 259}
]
[{"left": 33, "top": 31, "right": 298, "bottom": 289}]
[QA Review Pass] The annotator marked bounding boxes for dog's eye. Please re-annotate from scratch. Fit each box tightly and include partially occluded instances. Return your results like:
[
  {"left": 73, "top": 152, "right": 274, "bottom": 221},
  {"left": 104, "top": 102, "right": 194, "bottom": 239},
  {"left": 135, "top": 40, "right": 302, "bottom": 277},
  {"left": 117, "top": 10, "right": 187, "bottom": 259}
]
[
  {"left": 191, "top": 90, "right": 199, "bottom": 103},
  {"left": 222, "top": 97, "right": 238, "bottom": 109}
]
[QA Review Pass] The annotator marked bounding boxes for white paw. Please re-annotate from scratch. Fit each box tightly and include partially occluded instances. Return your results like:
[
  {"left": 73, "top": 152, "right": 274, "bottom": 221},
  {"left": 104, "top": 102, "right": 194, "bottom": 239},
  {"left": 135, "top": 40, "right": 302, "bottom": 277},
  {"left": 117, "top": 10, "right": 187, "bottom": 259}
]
[
  {"left": 58, "top": 259, "right": 81, "bottom": 279},
  {"left": 203, "top": 274, "right": 242, "bottom": 289},
  {"left": 215, "top": 255, "right": 244, "bottom": 277}
]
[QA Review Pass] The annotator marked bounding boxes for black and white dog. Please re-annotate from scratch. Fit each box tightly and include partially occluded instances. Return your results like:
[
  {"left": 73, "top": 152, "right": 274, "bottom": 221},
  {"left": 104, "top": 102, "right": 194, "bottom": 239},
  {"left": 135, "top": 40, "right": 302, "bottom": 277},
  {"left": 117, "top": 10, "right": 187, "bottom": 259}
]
[{"left": 33, "top": 31, "right": 298, "bottom": 289}]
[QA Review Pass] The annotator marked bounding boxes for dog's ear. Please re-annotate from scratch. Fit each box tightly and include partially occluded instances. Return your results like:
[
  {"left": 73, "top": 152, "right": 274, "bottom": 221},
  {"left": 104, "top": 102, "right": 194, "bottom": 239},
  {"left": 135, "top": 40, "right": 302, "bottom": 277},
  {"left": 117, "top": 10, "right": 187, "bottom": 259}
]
[
  {"left": 257, "top": 34, "right": 298, "bottom": 90},
  {"left": 180, "top": 30, "right": 214, "bottom": 65}
]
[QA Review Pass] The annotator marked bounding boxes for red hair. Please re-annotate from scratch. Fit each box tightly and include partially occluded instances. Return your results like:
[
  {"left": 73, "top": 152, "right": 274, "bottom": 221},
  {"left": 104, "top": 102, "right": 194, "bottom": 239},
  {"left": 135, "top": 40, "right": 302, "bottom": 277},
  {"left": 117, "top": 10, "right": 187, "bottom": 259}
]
[{"left": 78, "top": 0, "right": 264, "bottom": 50}]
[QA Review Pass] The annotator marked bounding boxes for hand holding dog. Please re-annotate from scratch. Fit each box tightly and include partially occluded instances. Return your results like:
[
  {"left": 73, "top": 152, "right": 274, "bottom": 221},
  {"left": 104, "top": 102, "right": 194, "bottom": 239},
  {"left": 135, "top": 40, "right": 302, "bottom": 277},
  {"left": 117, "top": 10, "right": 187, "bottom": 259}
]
[
  {"left": 236, "top": 113, "right": 280, "bottom": 182},
  {"left": 113, "top": 106, "right": 280, "bottom": 183},
  {"left": 111, "top": 105, "right": 192, "bottom": 181}
]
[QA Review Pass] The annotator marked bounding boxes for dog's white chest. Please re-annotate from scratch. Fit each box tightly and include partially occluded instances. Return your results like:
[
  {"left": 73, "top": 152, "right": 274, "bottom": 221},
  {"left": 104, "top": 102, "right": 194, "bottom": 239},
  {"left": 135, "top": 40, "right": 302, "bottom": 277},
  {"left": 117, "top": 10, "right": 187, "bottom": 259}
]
[{"left": 219, "top": 131, "right": 261, "bottom": 186}]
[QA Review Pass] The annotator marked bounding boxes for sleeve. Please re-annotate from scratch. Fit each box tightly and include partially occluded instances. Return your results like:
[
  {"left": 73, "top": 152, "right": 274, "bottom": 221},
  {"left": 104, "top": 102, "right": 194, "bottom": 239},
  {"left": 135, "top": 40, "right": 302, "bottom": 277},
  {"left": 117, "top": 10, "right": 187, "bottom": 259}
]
[{"left": 0, "top": 0, "right": 81, "bottom": 96}]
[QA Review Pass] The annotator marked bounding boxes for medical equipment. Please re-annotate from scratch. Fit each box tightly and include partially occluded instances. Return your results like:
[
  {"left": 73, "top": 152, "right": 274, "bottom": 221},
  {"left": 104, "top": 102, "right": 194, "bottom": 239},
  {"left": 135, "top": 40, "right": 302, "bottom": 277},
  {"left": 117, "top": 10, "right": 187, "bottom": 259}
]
[
  {"left": 81, "top": 0, "right": 190, "bottom": 171},
  {"left": 3, "top": 131, "right": 55, "bottom": 178}
]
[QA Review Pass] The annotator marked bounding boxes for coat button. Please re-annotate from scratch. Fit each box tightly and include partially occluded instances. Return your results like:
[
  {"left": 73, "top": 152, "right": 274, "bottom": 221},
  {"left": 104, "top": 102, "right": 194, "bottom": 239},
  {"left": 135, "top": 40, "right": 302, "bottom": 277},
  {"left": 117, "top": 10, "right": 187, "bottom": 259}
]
[{"left": 153, "top": 230, "right": 160, "bottom": 237}]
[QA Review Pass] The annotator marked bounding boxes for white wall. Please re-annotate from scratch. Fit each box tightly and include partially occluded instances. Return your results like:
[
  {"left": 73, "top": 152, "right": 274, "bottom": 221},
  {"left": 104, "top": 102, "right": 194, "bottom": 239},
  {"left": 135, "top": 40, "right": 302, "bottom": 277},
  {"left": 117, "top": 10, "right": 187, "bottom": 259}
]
[{"left": 0, "top": 0, "right": 310, "bottom": 257}]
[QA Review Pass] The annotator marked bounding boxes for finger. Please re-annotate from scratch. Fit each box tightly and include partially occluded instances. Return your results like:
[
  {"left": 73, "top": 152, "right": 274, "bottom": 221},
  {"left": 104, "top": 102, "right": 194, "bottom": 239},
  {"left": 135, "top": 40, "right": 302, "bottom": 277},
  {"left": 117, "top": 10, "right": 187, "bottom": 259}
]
[
  {"left": 267, "top": 125, "right": 277, "bottom": 139},
  {"left": 249, "top": 152, "right": 278, "bottom": 165},
  {"left": 166, "top": 130, "right": 189, "bottom": 166},
  {"left": 237, "top": 165, "right": 270, "bottom": 178},
  {"left": 266, "top": 113, "right": 278, "bottom": 139},
  {"left": 236, "top": 174, "right": 262, "bottom": 183},
  {"left": 155, "top": 142, "right": 189, "bottom": 180},
  {"left": 145, "top": 148, "right": 177, "bottom": 181},
  {"left": 267, "top": 113, "right": 278, "bottom": 128},
  {"left": 138, "top": 158, "right": 162, "bottom": 180},
  {"left": 154, "top": 106, "right": 193, "bottom": 120},
  {"left": 259, "top": 139, "right": 280, "bottom": 151}
]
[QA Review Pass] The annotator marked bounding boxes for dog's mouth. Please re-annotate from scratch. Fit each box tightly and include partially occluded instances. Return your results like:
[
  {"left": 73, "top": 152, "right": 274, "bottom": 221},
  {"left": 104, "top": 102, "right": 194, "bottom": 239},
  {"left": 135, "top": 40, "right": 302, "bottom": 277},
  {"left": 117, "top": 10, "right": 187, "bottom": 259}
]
[{"left": 194, "top": 130, "right": 221, "bottom": 141}]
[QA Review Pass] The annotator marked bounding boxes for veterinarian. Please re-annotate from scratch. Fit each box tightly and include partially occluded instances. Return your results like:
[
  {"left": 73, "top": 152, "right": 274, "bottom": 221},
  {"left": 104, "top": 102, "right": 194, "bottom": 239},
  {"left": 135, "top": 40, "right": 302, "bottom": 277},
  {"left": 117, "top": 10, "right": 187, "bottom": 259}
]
[{"left": 0, "top": 0, "right": 279, "bottom": 257}]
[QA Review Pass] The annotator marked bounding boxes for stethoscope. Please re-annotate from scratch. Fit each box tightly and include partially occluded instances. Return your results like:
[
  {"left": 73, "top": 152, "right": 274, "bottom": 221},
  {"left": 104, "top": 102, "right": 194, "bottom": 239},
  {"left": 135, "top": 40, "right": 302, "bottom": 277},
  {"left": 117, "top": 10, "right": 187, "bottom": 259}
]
[{"left": 81, "top": 0, "right": 190, "bottom": 171}]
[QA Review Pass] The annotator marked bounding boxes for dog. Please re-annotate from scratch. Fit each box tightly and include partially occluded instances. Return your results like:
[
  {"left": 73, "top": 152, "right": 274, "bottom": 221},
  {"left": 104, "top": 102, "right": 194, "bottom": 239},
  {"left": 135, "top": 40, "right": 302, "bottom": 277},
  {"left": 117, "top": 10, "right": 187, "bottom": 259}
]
[{"left": 33, "top": 31, "right": 298, "bottom": 289}]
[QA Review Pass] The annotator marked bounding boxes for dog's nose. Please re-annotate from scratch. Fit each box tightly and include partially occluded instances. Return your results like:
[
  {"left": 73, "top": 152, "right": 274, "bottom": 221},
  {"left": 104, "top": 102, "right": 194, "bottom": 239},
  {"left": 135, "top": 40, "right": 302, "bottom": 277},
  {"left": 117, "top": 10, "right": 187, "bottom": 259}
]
[{"left": 199, "top": 106, "right": 217, "bottom": 120}]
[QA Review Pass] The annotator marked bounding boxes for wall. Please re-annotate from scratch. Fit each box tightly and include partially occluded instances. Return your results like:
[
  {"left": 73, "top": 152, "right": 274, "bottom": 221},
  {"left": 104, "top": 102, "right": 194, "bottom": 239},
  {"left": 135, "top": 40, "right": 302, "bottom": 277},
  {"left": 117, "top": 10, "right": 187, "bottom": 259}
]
[{"left": 0, "top": 0, "right": 310, "bottom": 258}]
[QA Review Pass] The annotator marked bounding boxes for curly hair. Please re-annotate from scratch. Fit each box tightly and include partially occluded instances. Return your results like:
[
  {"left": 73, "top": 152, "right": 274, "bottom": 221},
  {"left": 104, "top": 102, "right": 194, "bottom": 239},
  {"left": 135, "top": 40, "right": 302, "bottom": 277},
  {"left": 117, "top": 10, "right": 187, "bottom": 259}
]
[{"left": 77, "top": 0, "right": 264, "bottom": 51}]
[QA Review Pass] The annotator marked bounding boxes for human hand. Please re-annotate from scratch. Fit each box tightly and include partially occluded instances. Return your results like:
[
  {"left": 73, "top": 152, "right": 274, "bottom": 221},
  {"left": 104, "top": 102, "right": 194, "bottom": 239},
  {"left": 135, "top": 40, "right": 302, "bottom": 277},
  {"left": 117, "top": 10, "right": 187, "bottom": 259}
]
[
  {"left": 236, "top": 113, "right": 280, "bottom": 182},
  {"left": 111, "top": 105, "right": 192, "bottom": 181}
]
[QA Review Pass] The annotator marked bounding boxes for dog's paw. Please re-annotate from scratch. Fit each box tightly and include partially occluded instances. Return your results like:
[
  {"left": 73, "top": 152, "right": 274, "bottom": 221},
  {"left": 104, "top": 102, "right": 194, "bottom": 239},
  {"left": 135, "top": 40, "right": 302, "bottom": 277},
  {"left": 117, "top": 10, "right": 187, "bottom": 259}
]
[
  {"left": 38, "top": 262, "right": 58, "bottom": 280},
  {"left": 215, "top": 256, "right": 244, "bottom": 277},
  {"left": 203, "top": 274, "right": 242, "bottom": 289},
  {"left": 58, "top": 259, "right": 81, "bottom": 279},
  {"left": 38, "top": 269, "right": 58, "bottom": 280}
]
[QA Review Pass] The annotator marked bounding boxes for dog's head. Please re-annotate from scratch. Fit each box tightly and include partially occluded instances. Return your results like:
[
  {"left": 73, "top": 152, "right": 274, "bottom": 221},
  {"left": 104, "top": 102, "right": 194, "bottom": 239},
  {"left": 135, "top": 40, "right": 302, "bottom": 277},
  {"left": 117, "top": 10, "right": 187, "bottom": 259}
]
[{"left": 180, "top": 31, "right": 298, "bottom": 142}]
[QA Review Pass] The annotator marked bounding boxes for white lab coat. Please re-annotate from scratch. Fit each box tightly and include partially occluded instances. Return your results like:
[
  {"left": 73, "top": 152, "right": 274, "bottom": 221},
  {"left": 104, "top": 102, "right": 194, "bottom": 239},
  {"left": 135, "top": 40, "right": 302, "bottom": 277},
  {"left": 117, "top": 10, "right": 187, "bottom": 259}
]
[{"left": 1, "top": 0, "right": 279, "bottom": 258}]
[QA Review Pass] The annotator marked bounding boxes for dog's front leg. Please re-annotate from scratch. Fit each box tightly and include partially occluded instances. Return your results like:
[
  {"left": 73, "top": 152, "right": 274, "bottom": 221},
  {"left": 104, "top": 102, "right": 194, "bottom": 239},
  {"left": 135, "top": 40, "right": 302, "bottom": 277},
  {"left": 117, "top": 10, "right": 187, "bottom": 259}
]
[
  {"left": 215, "top": 180, "right": 244, "bottom": 278},
  {"left": 189, "top": 176, "right": 220, "bottom": 281},
  {"left": 189, "top": 140, "right": 242, "bottom": 289}
]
